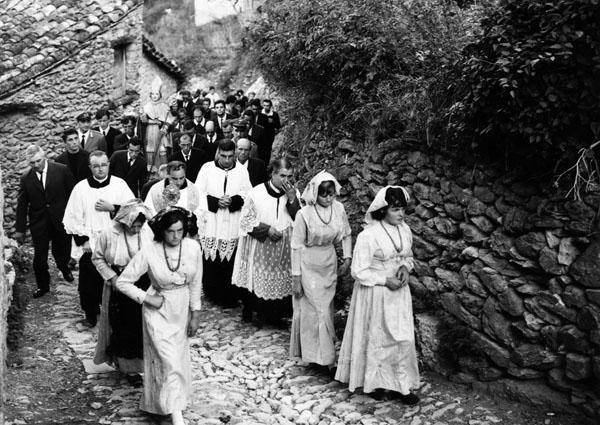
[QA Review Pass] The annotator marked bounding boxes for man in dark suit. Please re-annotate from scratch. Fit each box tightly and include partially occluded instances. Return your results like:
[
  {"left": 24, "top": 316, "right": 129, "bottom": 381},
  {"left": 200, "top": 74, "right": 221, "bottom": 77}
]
[
  {"left": 109, "top": 136, "right": 148, "bottom": 197},
  {"left": 236, "top": 138, "right": 267, "bottom": 186},
  {"left": 55, "top": 128, "right": 91, "bottom": 182},
  {"left": 193, "top": 120, "right": 221, "bottom": 162},
  {"left": 93, "top": 109, "right": 122, "bottom": 157},
  {"left": 211, "top": 100, "right": 234, "bottom": 137},
  {"left": 256, "top": 99, "right": 282, "bottom": 164},
  {"left": 177, "top": 90, "right": 195, "bottom": 118},
  {"left": 77, "top": 112, "right": 107, "bottom": 153},
  {"left": 169, "top": 133, "right": 209, "bottom": 181},
  {"left": 15, "top": 144, "right": 75, "bottom": 297},
  {"left": 192, "top": 107, "right": 208, "bottom": 135},
  {"left": 112, "top": 115, "right": 136, "bottom": 153}
]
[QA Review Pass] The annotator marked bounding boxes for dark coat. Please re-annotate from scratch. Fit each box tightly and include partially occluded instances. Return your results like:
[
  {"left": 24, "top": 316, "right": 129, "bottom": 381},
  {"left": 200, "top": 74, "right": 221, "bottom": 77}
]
[
  {"left": 191, "top": 133, "right": 221, "bottom": 161},
  {"left": 113, "top": 133, "right": 134, "bottom": 153},
  {"left": 176, "top": 100, "right": 195, "bottom": 118},
  {"left": 245, "top": 157, "right": 268, "bottom": 187},
  {"left": 109, "top": 150, "right": 148, "bottom": 197},
  {"left": 16, "top": 161, "right": 75, "bottom": 237},
  {"left": 93, "top": 126, "right": 122, "bottom": 157},
  {"left": 55, "top": 149, "right": 91, "bottom": 182},
  {"left": 169, "top": 148, "right": 209, "bottom": 182}
]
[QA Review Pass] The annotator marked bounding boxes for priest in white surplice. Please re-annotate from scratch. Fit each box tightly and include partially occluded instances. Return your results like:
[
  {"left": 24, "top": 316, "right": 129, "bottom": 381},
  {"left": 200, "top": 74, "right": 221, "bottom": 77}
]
[
  {"left": 63, "top": 150, "right": 134, "bottom": 327},
  {"left": 145, "top": 161, "right": 200, "bottom": 216},
  {"left": 196, "top": 139, "right": 251, "bottom": 308}
]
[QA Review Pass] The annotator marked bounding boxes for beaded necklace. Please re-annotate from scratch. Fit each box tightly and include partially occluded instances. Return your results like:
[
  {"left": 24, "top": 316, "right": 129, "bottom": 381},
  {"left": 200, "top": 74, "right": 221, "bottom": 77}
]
[
  {"left": 163, "top": 241, "right": 182, "bottom": 272},
  {"left": 123, "top": 231, "right": 141, "bottom": 258},
  {"left": 380, "top": 221, "right": 403, "bottom": 255},
  {"left": 314, "top": 204, "right": 333, "bottom": 225}
]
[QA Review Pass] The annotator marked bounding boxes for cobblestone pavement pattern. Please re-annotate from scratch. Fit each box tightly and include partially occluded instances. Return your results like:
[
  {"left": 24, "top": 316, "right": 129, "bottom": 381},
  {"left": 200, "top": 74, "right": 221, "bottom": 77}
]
[{"left": 6, "top": 276, "right": 582, "bottom": 425}]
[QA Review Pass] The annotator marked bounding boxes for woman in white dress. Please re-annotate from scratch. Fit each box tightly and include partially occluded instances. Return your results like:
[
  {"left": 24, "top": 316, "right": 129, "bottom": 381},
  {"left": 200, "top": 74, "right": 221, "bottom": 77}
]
[
  {"left": 116, "top": 207, "right": 202, "bottom": 425},
  {"left": 289, "top": 171, "right": 352, "bottom": 374},
  {"left": 92, "top": 199, "right": 153, "bottom": 386},
  {"left": 335, "top": 186, "right": 420, "bottom": 405}
]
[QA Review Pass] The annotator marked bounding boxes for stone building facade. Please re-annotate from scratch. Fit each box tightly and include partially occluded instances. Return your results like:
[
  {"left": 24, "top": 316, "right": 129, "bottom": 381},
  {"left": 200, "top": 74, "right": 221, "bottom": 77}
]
[
  {"left": 296, "top": 129, "right": 600, "bottom": 419},
  {"left": 0, "top": 0, "right": 184, "bottom": 234}
]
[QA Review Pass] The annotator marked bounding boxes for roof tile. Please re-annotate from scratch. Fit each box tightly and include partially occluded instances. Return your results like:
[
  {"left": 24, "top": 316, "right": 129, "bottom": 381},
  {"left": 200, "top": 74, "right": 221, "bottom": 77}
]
[{"left": 1, "top": 0, "right": 184, "bottom": 99}]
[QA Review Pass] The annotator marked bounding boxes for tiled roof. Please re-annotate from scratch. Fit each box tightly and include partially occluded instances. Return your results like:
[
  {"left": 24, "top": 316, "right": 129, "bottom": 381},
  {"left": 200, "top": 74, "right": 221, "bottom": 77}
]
[
  {"left": 142, "top": 35, "right": 185, "bottom": 82},
  {"left": 0, "top": 0, "right": 141, "bottom": 98}
]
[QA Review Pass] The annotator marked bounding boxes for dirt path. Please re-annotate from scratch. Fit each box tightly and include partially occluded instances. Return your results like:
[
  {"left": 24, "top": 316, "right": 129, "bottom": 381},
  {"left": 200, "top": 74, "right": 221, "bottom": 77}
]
[{"left": 4, "top": 261, "right": 591, "bottom": 425}]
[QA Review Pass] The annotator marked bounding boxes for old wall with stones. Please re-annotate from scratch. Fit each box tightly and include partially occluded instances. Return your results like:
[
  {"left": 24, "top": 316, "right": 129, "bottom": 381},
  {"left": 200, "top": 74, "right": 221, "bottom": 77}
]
[
  {"left": 0, "top": 6, "right": 143, "bottom": 235},
  {"left": 0, "top": 166, "right": 16, "bottom": 424},
  {"left": 139, "top": 54, "right": 179, "bottom": 107},
  {"left": 298, "top": 135, "right": 600, "bottom": 418}
]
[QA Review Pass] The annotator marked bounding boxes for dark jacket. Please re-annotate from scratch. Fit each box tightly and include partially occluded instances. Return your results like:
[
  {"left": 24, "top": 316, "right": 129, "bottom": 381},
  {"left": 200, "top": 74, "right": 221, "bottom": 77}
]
[
  {"left": 113, "top": 133, "right": 134, "bottom": 153},
  {"left": 55, "top": 149, "right": 91, "bottom": 182},
  {"left": 93, "top": 126, "right": 122, "bottom": 157},
  {"left": 192, "top": 133, "right": 221, "bottom": 161},
  {"left": 109, "top": 150, "right": 148, "bottom": 197},
  {"left": 245, "top": 157, "right": 268, "bottom": 187},
  {"left": 16, "top": 161, "right": 75, "bottom": 236},
  {"left": 169, "top": 148, "right": 209, "bottom": 182}
]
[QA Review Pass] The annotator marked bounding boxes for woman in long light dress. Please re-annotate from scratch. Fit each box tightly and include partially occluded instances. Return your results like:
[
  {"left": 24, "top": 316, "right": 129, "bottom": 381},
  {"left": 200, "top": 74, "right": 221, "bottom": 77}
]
[
  {"left": 289, "top": 171, "right": 352, "bottom": 373},
  {"left": 335, "top": 186, "right": 420, "bottom": 405},
  {"left": 92, "top": 199, "right": 153, "bottom": 386},
  {"left": 116, "top": 208, "right": 202, "bottom": 425}
]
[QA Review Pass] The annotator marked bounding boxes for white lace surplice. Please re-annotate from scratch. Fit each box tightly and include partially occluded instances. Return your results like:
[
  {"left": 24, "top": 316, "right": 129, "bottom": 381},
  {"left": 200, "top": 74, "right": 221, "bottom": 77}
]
[
  {"left": 335, "top": 221, "right": 420, "bottom": 394},
  {"left": 232, "top": 184, "right": 300, "bottom": 300},
  {"left": 195, "top": 162, "right": 251, "bottom": 261}
]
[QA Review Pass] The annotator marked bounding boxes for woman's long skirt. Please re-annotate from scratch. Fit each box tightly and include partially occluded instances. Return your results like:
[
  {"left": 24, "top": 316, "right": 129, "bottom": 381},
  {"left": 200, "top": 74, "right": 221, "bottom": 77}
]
[
  {"left": 94, "top": 273, "right": 150, "bottom": 372},
  {"left": 290, "top": 244, "right": 337, "bottom": 366},
  {"left": 140, "top": 285, "right": 191, "bottom": 415},
  {"left": 335, "top": 283, "right": 420, "bottom": 394}
]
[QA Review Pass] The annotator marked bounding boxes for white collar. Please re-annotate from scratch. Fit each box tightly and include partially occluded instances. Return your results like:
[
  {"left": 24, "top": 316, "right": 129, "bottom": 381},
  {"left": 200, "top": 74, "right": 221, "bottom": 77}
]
[
  {"left": 93, "top": 176, "right": 108, "bottom": 184},
  {"left": 37, "top": 160, "right": 48, "bottom": 175},
  {"left": 237, "top": 159, "right": 249, "bottom": 168},
  {"left": 78, "top": 129, "right": 91, "bottom": 138}
]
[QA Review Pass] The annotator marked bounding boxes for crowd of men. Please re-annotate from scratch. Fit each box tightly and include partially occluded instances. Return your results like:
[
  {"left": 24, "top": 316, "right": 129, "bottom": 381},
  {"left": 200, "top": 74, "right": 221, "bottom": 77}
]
[{"left": 15, "top": 87, "right": 281, "bottom": 314}]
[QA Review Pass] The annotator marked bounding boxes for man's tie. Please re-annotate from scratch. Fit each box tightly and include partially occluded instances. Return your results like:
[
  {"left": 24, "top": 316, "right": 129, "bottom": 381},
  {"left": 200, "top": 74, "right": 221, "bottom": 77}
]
[
  {"left": 129, "top": 158, "right": 135, "bottom": 167},
  {"left": 37, "top": 171, "right": 45, "bottom": 189},
  {"left": 81, "top": 135, "right": 85, "bottom": 148}
]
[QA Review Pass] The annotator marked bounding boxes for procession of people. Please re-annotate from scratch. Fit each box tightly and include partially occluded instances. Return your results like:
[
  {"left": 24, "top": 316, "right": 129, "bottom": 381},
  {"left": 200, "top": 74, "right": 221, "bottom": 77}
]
[{"left": 15, "top": 83, "right": 421, "bottom": 424}]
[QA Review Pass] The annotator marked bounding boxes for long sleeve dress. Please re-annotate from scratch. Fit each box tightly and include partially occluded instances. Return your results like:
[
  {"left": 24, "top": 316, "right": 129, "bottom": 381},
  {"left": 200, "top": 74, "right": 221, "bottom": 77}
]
[
  {"left": 289, "top": 201, "right": 352, "bottom": 366},
  {"left": 115, "top": 238, "right": 203, "bottom": 415},
  {"left": 92, "top": 225, "right": 152, "bottom": 372},
  {"left": 335, "top": 221, "right": 420, "bottom": 394}
]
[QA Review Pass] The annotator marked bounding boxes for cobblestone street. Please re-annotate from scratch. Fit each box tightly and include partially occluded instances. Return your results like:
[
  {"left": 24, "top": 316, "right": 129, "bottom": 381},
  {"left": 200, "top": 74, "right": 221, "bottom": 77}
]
[{"left": 5, "top": 269, "right": 585, "bottom": 425}]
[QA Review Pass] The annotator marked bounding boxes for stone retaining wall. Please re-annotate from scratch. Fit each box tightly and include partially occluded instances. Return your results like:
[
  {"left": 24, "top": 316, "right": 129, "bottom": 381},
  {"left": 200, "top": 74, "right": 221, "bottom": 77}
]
[
  {"left": 297, "top": 134, "right": 600, "bottom": 418},
  {"left": 0, "top": 166, "right": 16, "bottom": 424}
]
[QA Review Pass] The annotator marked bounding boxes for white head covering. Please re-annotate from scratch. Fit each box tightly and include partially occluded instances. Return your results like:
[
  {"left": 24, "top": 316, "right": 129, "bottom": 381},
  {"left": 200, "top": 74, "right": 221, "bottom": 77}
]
[
  {"left": 113, "top": 199, "right": 153, "bottom": 228},
  {"left": 301, "top": 170, "right": 341, "bottom": 205},
  {"left": 365, "top": 185, "right": 410, "bottom": 225}
]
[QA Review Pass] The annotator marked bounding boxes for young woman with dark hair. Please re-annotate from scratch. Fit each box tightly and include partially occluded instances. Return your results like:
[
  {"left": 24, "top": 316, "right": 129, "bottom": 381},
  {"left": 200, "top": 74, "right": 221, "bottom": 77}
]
[
  {"left": 335, "top": 186, "right": 421, "bottom": 405},
  {"left": 116, "top": 207, "right": 202, "bottom": 425}
]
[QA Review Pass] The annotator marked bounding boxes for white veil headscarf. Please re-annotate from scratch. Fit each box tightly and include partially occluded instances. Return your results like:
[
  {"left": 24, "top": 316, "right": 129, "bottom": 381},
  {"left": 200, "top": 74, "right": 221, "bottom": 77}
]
[
  {"left": 364, "top": 185, "right": 411, "bottom": 225},
  {"left": 301, "top": 170, "right": 342, "bottom": 205}
]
